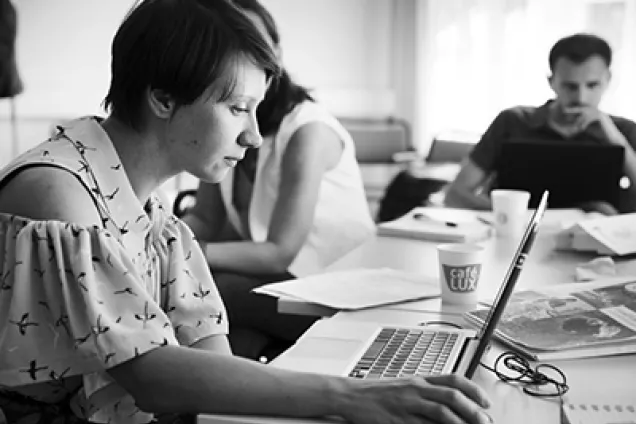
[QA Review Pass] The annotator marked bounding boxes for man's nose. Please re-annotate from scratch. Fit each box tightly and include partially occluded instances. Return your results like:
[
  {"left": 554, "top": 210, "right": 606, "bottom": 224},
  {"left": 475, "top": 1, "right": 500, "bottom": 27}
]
[{"left": 573, "top": 87, "right": 589, "bottom": 105}]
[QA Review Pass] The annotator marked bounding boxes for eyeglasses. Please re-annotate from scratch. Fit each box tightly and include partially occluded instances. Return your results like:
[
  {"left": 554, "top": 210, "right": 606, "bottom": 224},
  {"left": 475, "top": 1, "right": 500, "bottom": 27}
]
[{"left": 482, "top": 351, "right": 569, "bottom": 398}]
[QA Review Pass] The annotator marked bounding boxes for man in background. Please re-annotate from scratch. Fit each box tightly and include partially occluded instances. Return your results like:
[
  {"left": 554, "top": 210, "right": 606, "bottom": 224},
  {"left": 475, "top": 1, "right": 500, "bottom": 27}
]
[{"left": 444, "top": 33, "right": 636, "bottom": 214}]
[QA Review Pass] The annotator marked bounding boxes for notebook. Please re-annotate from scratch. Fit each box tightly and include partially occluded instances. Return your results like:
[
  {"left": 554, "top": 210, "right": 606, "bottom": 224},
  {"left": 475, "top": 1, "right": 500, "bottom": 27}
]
[
  {"left": 498, "top": 139, "right": 623, "bottom": 209},
  {"left": 376, "top": 206, "right": 493, "bottom": 243},
  {"left": 556, "top": 213, "right": 636, "bottom": 256}
]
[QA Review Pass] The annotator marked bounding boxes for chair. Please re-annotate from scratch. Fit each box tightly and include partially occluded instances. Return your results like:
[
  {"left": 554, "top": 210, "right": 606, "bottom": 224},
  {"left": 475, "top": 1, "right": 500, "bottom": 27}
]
[{"left": 374, "top": 131, "right": 478, "bottom": 222}]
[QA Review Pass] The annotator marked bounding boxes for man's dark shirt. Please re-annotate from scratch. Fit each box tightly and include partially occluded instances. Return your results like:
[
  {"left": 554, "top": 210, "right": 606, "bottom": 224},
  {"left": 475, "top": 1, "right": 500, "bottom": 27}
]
[
  {"left": 470, "top": 100, "right": 636, "bottom": 172},
  {"left": 468, "top": 100, "right": 636, "bottom": 211}
]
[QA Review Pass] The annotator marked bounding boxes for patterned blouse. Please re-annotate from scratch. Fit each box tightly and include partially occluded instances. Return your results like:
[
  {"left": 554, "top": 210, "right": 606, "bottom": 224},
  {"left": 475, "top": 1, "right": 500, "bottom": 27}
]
[{"left": 0, "top": 117, "right": 228, "bottom": 424}]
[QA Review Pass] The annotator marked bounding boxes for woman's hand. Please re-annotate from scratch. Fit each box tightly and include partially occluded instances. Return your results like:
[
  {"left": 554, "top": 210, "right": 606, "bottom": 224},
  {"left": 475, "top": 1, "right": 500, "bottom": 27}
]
[{"left": 339, "top": 374, "right": 492, "bottom": 424}]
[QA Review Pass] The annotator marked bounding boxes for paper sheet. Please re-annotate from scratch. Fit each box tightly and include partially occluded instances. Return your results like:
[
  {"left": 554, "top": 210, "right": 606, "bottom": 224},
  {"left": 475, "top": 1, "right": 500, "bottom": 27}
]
[{"left": 253, "top": 268, "right": 440, "bottom": 310}]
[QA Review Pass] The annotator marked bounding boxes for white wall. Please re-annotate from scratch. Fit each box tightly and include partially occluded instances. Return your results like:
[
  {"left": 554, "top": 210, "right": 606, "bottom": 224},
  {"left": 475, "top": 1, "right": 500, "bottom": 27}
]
[
  {"left": 2, "top": 0, "right": 411, "bottom": 121},
  {"left": 2, "top": 0, "right": 133, "bottom": 119}
]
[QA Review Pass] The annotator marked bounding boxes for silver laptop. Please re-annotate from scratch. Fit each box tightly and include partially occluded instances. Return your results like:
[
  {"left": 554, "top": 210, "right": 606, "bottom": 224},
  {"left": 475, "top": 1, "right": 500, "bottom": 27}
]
[{"left": 198, "top": 192, "right": 548, "bottom": 423}]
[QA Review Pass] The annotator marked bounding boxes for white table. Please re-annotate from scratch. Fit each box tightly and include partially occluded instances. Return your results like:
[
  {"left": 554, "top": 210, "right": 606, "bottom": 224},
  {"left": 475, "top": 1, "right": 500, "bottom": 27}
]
[
  {"left": 278, "top": 209, "right": 636, "bottom": 316},
  {"left": 199, "top": 210, "right": 636, "bottom": 423},
  {"left": 274, "top": 305, "right": 635, "bottom": 424},
  {"left": 200, "top": 302, "right": 636, "bottom": 424}
]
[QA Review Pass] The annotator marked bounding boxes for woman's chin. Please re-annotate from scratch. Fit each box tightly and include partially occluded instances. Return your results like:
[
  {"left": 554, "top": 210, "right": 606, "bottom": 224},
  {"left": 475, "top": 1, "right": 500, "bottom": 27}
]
[{"left": 195, "top": 168, "right": 229, "bottom": 184}]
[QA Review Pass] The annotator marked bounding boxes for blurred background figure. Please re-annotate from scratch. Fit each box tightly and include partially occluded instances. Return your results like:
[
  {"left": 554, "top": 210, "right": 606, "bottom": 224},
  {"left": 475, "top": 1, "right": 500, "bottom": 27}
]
[
  {"left": 0, "top": 0, "right": 23, "bottom": 161},
  {"left": 0, "top": 0, "right": 22, "bottom": 99}
]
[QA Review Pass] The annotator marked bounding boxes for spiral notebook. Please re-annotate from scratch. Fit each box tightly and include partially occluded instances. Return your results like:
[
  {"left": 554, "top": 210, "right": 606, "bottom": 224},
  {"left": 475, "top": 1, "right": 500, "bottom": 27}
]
[{"left": 562, "top": 399, "right": 636, "bottom": 424}]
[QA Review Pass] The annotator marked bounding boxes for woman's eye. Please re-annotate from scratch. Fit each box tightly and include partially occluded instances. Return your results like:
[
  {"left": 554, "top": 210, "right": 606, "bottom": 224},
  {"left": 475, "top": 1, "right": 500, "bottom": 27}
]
[{"left": 231, "top": 106, "right": 250, "bottom": 115}]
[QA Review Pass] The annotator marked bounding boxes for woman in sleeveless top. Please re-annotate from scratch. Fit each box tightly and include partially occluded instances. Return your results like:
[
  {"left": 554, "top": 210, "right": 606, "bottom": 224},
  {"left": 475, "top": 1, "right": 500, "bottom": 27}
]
[
  {"left": 0, "top": 1, "right": 491, "bottom": 423},
  {"left": 182, "top": 0, "right": 375, "bottom": 360}
]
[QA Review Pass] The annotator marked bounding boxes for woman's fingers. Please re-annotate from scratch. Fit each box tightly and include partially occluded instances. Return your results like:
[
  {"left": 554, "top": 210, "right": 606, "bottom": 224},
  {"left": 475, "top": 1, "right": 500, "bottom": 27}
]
[
  {"left": 412, "top": 375, "right": 493, "bottom": 424},
  {"left": 416, "top": 386, "right": 493, "bottom": 424},
  {"left": 426, "top": 374, "right": 491, "bottom": 408}
]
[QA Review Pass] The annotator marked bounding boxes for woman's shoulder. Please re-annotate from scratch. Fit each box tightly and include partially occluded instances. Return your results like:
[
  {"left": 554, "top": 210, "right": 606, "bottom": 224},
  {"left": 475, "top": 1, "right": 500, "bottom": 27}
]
[
  {"left": 0, "top": 165, "right": 102, "bottom": 228},
  {"left": 279, "top": 100, "right": 347, "bottom": 137},
  {"left": 284, "top": 100, "right": 330, "bottom": 122}
]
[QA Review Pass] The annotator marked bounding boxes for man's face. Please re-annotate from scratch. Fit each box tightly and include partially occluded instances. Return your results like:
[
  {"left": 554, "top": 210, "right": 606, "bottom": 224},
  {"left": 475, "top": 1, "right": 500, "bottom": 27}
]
[
  {"left": 164, "top": 56, "right": 267, "bottom": 183},
  {"left": 549, "top": 55, "right": 610, "bottom": 112}
]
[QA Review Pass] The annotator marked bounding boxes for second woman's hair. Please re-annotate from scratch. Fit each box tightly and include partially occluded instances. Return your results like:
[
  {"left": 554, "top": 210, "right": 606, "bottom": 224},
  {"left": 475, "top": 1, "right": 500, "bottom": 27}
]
[{"left": 232, "top": 0, "right": 314, "bottom": 136}]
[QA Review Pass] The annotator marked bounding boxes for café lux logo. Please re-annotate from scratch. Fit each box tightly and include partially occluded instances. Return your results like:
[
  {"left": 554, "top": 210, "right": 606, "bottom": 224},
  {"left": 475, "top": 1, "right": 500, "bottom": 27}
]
[{"left": 442, "top": 264, "right": 481, "bottom": 292}]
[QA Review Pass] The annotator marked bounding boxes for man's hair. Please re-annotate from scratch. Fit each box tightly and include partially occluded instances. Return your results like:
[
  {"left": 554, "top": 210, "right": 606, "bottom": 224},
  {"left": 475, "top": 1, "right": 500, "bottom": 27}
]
[
  {"left": 103, "top": 0, "right": 280, "bottom": 130},
  {"left": 548, "top": 33, "right": 612, "bottom": 71},
  {"left": 232, "top": 0, "right": 313, "bottom": 136}
]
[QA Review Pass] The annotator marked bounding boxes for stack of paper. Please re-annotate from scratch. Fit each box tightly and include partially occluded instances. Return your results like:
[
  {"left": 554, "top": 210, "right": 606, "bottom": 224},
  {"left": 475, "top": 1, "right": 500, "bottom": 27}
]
[
  {"left": 253, "top": 268, "right": 440, "bottom": 310},
  {"left": 377, "top": 207, "right": 492, "bottom": 243},
  {"left": 556, "top": 213, "right": 636, "bottom": 256}
]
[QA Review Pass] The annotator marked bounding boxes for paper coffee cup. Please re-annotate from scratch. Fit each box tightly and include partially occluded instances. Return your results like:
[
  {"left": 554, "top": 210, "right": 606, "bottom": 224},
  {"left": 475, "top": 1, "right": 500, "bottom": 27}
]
[
  {"left": 491, "top": 189, "right": 530, "bottom": 238},
  {"left": 437, "top": 243, "right": 485, "bottom": 305}
]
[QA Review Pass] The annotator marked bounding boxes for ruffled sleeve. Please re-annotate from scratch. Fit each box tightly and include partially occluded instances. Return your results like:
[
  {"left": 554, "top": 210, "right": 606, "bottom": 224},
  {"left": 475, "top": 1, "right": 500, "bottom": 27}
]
[
  {"left": 0, "top": 215, "right": 180, "bottom": 387},
  {"left": 155, "top": 216, "right": 228, "bottom": 346}
]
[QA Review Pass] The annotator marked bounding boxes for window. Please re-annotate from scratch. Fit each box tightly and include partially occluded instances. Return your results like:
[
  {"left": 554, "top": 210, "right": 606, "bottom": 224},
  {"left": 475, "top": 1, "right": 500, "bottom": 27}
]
[{"left": 415, "top": 0, "right": 636, "bottom": 146}]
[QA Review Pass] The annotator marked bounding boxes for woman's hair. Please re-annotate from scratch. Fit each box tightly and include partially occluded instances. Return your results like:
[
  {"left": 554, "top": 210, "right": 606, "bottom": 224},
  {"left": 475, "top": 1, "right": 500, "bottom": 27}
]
[
  {"left": 103, "top": 0, "right": 280, "bottom": 130},
  {"left": 232, "top": 0, "right": 313, "bottom": 136}
]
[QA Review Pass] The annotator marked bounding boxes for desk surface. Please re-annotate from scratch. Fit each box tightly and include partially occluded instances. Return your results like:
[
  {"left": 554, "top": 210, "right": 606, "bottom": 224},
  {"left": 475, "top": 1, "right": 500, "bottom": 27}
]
[
  {"left": 201, "top": 304, "right": 636, "bottom": 424},
  {"left": 278, "top": 209, "right": 636, "bottom": 316},
  {"left": 200, "top": 210, "right": 636, "bottom": 424}
]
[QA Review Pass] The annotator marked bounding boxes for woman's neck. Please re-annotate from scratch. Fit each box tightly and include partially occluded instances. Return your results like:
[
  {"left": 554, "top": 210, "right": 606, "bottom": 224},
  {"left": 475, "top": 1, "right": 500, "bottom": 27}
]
[{"left": 100, "top": 116, "right": 175, "bottom": 205}]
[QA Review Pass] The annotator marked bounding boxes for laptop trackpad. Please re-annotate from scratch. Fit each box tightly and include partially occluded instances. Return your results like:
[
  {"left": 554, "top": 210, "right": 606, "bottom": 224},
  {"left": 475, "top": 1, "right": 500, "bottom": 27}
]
[
  {"left": 285, "top": 338, "right": 363, "bottom": 360},
  {"left": 272, "top": 338, "right": 364, "bottom": 376}
]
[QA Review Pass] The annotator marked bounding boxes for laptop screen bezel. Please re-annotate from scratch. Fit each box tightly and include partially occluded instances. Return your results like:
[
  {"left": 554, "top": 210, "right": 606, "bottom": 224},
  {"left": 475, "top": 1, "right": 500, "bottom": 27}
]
[{"left": 464, "top": 191, "right": 549, "bottom": 379}]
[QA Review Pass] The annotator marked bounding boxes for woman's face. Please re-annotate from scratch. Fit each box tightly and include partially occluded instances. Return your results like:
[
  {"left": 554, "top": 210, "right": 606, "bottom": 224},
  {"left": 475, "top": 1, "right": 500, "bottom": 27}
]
[{"left": 165, "top": 56, "right": 267, "bottom": 183}]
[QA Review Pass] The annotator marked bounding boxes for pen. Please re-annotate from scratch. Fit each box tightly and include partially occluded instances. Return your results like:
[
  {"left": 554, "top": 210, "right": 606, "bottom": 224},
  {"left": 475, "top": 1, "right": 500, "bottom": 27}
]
[
  {"left": 412, "top": 212, "right": 458, "bottom": 227},
  {"left": 477, "top": 216, "right": 493, "bottom": 226}
]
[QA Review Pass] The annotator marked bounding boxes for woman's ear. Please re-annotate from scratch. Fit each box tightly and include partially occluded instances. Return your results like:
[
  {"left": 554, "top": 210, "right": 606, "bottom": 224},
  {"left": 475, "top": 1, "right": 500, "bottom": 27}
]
[{"left": 147, "top": 88, "right": 176, "bottom": 119}]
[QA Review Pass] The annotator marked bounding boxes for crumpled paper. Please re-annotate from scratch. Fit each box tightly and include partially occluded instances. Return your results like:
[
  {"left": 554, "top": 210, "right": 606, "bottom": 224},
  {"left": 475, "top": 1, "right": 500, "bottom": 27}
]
[{"left": 574, "top": 256, "right": 617, "bottom": 282}]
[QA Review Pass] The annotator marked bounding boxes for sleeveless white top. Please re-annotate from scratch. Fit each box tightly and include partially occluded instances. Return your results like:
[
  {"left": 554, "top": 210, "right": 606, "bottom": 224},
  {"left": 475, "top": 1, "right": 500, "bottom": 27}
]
[{"left": 219, "top": 100, "right": 375, "bottom": 276}]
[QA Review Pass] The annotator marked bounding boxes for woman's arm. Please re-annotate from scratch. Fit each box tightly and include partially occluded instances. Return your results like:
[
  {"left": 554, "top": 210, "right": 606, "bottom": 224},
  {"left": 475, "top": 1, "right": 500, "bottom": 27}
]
[
  {"left": 202, "top": 122, "right": 343, "bottom": 275},
  {"left": 109, "top": 345, "right": 492, "bottom": 424}
]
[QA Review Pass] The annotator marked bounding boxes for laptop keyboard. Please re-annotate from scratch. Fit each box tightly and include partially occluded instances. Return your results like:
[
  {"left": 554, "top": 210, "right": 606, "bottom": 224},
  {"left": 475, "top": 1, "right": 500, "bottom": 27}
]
[{"left": 348, "top": 327, "right": 460, "bottom": 379}]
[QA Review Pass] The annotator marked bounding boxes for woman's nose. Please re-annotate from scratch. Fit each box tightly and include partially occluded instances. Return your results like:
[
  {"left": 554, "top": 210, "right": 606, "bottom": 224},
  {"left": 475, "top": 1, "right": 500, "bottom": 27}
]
[{"left": 237, "top": 130, "right": 262, "bottom": 149}]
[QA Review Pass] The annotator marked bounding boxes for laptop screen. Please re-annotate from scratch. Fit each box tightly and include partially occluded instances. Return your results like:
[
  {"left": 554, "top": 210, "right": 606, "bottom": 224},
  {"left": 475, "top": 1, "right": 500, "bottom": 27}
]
[
  {"left": 464, "top": 191, "right": 549, "bottom": 378},
  {"left": 497, "top": 140, "right": 623, "bottom": 209}
]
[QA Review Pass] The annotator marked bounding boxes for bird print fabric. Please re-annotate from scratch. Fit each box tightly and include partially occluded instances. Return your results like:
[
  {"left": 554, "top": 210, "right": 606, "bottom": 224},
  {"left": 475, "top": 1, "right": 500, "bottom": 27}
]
[{"left": 0, "top": 117, "right": 228, "bottom": 424}]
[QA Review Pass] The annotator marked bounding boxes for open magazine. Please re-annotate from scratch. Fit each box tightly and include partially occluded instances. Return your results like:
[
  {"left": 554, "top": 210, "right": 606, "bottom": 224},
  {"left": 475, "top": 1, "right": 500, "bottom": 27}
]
[{"left": 465, "top": 278, "right": 636, "bottom": 360}]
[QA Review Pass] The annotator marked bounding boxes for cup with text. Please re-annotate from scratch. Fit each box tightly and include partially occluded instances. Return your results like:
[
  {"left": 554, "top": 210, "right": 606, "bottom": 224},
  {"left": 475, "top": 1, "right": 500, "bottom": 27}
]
[{"left": 437, "top": 243, "right": 486, "bottom": 306}]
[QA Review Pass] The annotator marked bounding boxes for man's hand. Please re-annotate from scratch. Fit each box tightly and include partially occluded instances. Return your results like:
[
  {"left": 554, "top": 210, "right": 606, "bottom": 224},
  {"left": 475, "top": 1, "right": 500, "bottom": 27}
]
[
  {"left": 564, "top": 105, "right": 627, "bottom": 146},
  {"left": 563, "top": 105, "right": 601, "bottom": 130}
]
